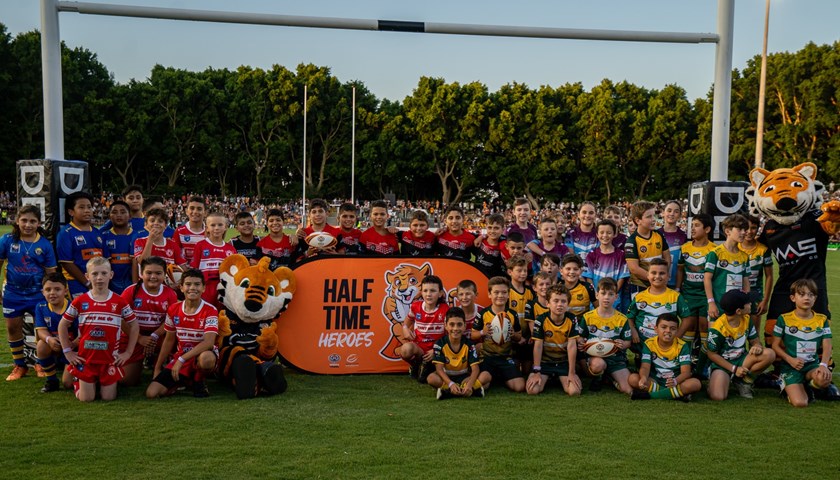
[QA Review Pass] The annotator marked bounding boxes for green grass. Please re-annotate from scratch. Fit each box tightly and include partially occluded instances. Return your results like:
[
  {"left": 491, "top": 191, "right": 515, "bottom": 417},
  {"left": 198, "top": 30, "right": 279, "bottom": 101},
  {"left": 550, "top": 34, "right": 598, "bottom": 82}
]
[{"left": 1, "top": 224, "right": 839, "bottom": 479}]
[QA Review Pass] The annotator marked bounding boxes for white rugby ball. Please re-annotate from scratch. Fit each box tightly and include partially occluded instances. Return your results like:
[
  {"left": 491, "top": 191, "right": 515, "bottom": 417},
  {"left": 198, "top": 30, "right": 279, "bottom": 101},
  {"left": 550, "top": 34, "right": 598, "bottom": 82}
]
[
  {"left": 489, "top": 313, "right": 511, "bottom": 345},
  {"left": 305, "top": 232, "right": 337, "bottom": 249},
  {"left": 583, "top": 339, "right": 620, "bottom": 358}
]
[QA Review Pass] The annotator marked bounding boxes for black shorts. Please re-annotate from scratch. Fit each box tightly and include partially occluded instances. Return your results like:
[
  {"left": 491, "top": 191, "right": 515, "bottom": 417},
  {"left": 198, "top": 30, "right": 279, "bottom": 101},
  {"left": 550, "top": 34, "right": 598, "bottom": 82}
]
[{"left": 480, "top": 355, "right": 522, "bottom": 383}]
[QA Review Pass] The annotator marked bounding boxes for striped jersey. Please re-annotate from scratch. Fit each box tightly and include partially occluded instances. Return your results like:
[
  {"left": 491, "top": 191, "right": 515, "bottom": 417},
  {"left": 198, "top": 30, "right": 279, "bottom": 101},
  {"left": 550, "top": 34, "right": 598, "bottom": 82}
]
[
  {"left": 773, "top": 312, "right": 831, "bottom": 364},
  {"left": 705, "top": 245, "right": 749, "bottom": 305},
  {"left": 164, "top": 300, "right": 219, "bottom": 358},
  {"left": 532, "top": 312, "right": 581, "bottom": 364},
  {"left": 627, "top": 288, "right": 690, "bottom": 341},
  {"left": 641, "top": 337, "right": 691, "bottom": 385},
  {"left": 624, "top": 230, "right": 668, "bottom": 287},
  {"left": 173, "top": 224, "right": 205, "bottom": 265},
  {"left": 678, "top": 241, "right": 716, "bottom": 298},
  {"left": 63, "top": 291, "right": 136, "bottom": 365},
  {"left": 432, "top": 336, "right": 480, "bottom": 377},
  {"left": 739, "top": 242, "right": 772, "bottom": 293}
]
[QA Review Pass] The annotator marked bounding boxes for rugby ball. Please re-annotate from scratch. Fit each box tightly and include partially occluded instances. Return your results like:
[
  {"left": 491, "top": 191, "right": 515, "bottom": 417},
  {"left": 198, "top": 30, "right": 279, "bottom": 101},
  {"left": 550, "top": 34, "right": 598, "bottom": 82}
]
[
  {"left": 489, "top": 313, "right": 511, "bottom": 345},
  {"left": 166, "top": 264, "right": 183, "bottom": 288},
  {"left": 305, "top": 232, "right": 338, "bottom": 249},
  {"left": 583, "top": 339, "right": 620, "bottom": 358}
]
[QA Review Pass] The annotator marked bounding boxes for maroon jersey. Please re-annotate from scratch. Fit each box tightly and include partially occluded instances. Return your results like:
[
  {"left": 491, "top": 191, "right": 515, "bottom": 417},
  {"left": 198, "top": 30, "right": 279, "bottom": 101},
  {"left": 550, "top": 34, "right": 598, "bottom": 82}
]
[
  {"left": 436, "top": 230, "right": 477, "bottom": 260},
  {"left": 133, "top": 237, "right": 186, "bottom": 266},
  {"left": 63, "top": 291, "right": 136, "bottom": 365},
  {"left": 410, "top": 301, "right": 449, "bottom": 350},
  {"left": 173, "top": 224, "right": 205, "bottom": 264},
  {"left": 359, "top": 228, "right": 399, "bottom": 255},
  {"left": 164, "top": 300, "right": 219, "bottom": 358},
  {"left": 120, "top": 283, "right": 179, "bottom": 333}
]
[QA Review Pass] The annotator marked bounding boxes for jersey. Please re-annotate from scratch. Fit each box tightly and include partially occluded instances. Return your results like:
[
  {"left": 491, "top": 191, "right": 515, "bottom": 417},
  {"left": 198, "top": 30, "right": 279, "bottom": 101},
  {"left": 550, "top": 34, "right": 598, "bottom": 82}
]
[
  {"left": 583, "top": 247, "right": 629, "bottom": 292},
  {"left": 508, "top": 285, "right": 534, "bottom": 332},
  {"left": 580, "top": 309, "right": 632, "bottom": 346},
  {"left": 163, "top": 300, "right": 219, "bottom": 359},
  {"left": 102, "top": 218, "right": 173, "bottom": 239},
  {"left": 523, "top": 298, "right": 549, "bottom": 340},
  {"left": 190, "top": 239, "right": 237, "bottom": 307},
  {"left": 63, "top": 291, "right": 136, "bottom": 365},
  {"left": 120, "top": 283, "right": 178, "bottom": 334},
  {"left": 359, "top": 228, "right": 399, "bottom": 255},
  {"left": 738, "top": 242, "right": 772, "bottom": 295},
  {"left": 133, "top": 237, "right": 186, "bottom": 266},
  {"left": 436, "top": 230, "right": 477, "bottom": 260},
  {"left": 304, "top": 224, "right": 342, "bottom": 238},
  {"left": 504, "top": 223, "right": 538, "bottom": 244},
  {"left": 532, "top": 312, "right": 581, "bottom": 364},
  {"left": 565, "top": 281, "right": 596, "bottom": 319},
  {"left": 473, "top": 307, "right": 521, "bottom": 358},
  {"left": 101, "top": 228, "right": 136, "bottom": 293},
  {"left": 472, "top": 238, "right": 505, "bottom": 278},
  {"left": 0, "top": 233, "right": 57, "bottom": 296},
  {"left": 678, "top": 241, "right": 716, "bottom": 299},
  {"left": 657, "top": 227, "right": 687, "bottom": 288},
  {"left": 398, "top": 230, "right": 436, "bottom": 256},
  {"left": 627, "top": 288, "right": 690, "bottom": 341},
  {"left": 34, "top": 299, "right": 72, "bottom": 336},
  {"left": 432, "top": 336, "right": 480, "bottom": 377},
  {"left": 707, "top": 314, "right": 758, "bottom": 362},
  {"left": 773, "top": 312, "right": 831, "bottom": 364},
  {"left": 564, "top": 226, "right": 599, "bottom": 258},
  {"left": 173, "top": 224, "right": 205, "bottom": 265},
  {"left": 230, "top": 236, "right": 261, "bottom": 263},
  {"left": 704, "top": 245, "right": 749, "bottom": 305},
  {"left": 528, "top": 240, "right": 570, "bottom": 275},
  {"left": 256, "top": 235, "right": 297, "bottom": 269},
  {"left": 641, "top": 337, "right": 691, "bottom": 386},
  {"left": 56, "top": 222, "right": 103, "bottom": 294},
  {"left": 624, "top": 230, "right": 668, "bottom": 287},
  {"left": 409, "top": 301, "right": 449, "bottom": 349},
  {"left": 338, "top": 228, "right": 363, "bottom": 255}
]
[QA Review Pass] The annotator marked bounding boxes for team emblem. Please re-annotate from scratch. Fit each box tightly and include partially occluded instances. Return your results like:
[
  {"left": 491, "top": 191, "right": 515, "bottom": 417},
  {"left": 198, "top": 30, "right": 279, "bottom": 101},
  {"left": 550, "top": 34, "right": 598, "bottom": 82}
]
[
  {"left": 134, "top": 299, "right": 142, "bottom": 308},
  {"left": 637, "top": 301, "right": 648, "bottom": 309},
  {"left": 576, "top": 294, "right": 584, "bottom": 301},
  {"left": 173, "top": 315, "right": 180, "bottom": 325},
  {"left": 184, "top": 236, "right": 190, "bottom": 242},
  {"left": 203, "top": 249, "right": 210, "bottom": 256},
  {"left": 10, "top": 243, "right": 20, "bottom": 253},
  {"left": 789, "top": 326, "right": 798, "bottom": 334},
  {"left": 111, "top": 304, "right": 118, "bottom": 312},
  {"left": 720, "top": 260, "right": 729, "bottom": 267},
  {"left": 545, "top": 331, "right": 554, "bottom": 338},
  {"left": 589, "top": 325, "right": 597, "bottom": 333},
  {"left": 35, "top": 247, "right": 43, "bottom": 255},
  {"left": 640, "top": 246, "right": 648, "bottom": 253},
  {"left": 81, "top": 302, "right": 89, "bottom": 311},
  {"left": 107, "top": 240, "right": 116, "bottom": 248},
  {"left": 74, "top": 235, "right": 86, "bottom": 245}
]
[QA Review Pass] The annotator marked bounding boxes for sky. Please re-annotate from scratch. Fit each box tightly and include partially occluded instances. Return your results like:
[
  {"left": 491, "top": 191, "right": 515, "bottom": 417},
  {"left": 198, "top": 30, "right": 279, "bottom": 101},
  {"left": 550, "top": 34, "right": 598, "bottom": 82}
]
[{"left": 2, "top": 0, "right": 839, "bottom": 102}]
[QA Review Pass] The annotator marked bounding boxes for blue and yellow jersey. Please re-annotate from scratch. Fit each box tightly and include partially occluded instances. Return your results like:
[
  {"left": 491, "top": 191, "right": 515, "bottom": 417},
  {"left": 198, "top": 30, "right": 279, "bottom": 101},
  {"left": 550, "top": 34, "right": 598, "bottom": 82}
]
[
  {"left": 566, "top": 281, "right": 596, "bottom": 319},
  {"left": 708, "top": 314, "right": 757, "bottom": 362},
  {"left": 738, "top": 242, "right": 772, "bottom": 294},
  {"left": 56, "top": 222, "right": 103, "bottom": 294},
  {"left": 34, "top": 300, "right": 75, "bottom": 336},
  {"left": 532, "top": 312, "right": 581, "bottom": 364},
  {"left": 627, "top": 288, "right": 690, "bottom": 341},
  {"left": 678, "top": 241, "right": 716, "bottom": 298},
  {"left": 101, "top": 228, "right": 136, "bottom": 293},
  {"left": 508, "top": 285, "right": 534, "bottom": 331},
  {"left": 773, "top": 312, "right": 831, "bottom": 364},
  {"left": 624, "top": 230, "right": 668, "bottom": 287},
  {"left": 641, "top": 337, "right": 691, "bottom": 386},
  {"left": 0, "top": 233, "right": 57, "bottom": 296},
  {"left": 432, "top": 336, "right": 480, "bottom": 377},
  {"left": 473, "top": 307, "right": 521, "bottom": 358},
  {"left": 705, "top": 245, "right": 749, "bottom": 305}
]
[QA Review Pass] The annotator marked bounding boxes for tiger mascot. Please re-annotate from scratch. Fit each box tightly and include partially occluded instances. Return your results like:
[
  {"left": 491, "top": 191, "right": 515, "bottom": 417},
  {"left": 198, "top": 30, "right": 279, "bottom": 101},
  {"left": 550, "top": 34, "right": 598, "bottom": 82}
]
[{"left": 216, "top": 255, "right": 296, "bottom": 399}]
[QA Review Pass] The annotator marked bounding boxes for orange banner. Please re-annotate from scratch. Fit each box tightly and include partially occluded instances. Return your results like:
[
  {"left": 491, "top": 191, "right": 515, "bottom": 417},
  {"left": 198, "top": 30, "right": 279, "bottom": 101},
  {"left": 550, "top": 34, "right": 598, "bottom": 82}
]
[{"left": 278, "top": 257, "right": 490, "bottom": 374}]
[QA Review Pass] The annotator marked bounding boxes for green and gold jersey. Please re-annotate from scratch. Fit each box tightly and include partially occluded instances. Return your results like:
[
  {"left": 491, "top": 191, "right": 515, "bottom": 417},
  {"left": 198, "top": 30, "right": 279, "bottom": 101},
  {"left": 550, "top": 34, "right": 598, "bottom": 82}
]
[
  {"left": 641, "top": 337, "right": 691, "bottom": 385},
  {"left": 739, "top": 242, "right": 772, "bottom": 294},
  {"left": 432, "top": 336, "right": 480, "bottom": 377},
  {"left": 678, "top": 241, "right": 716, "bottom": 298},
  {"left": 566, "top": 280, "right": 596, "bottom": 318},
  {"left": 580, "top": 309, "right": 632, "bottom": 343},
  {"left": 708, "top": 314, "right": 758, "bottom": 362},
  {"left": 705, "top": 245, "right": 749, "bottom": 304},
  {"left": 532, "top": 312, "right": 581, "bottom": 364},
  {"left": 473, "top": 307, "right": 521, "bottom": 358},
  {"left": 624, "top": 230, "right": 668, "bottom": 287},
  {"left": 508, "top": 285, "right": 534, "bottom": 331},
  {"left": 773, "top": 312, "right": 831, "bottom": 364},
  {"left": 627, "top": 288, "right": 690, "bottom": 341}
]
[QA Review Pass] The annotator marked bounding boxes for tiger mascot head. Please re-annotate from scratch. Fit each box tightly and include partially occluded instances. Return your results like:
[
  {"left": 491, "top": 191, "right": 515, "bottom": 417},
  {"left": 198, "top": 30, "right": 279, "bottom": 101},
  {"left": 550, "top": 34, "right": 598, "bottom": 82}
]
[
  {"left": 746, "top": 162, "right": 825, "bottom": 226},
  {"left": 218, "top": 255, "right": 296, "bottom": 324}
]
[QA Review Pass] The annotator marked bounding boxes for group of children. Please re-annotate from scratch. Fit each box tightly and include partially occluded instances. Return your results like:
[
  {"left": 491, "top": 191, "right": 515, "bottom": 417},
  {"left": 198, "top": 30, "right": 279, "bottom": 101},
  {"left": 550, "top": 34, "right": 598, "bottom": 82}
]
[{"left": 0, "top": 188, "right": 835, "bottom": 407}]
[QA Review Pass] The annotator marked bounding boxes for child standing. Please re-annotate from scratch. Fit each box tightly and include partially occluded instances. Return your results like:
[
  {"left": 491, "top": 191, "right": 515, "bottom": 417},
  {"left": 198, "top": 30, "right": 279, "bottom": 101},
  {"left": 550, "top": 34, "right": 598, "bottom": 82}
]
[
  {"left": 472, "top": 213, "right": 506, "bottom": 277},
  {"left": 504, "top": 198, "right": 538, "bottom": 245},
  {"left": 583, "top": 220, "right": 629, "bottom": 310},
  {"left": 565, "top": 201, "right": 599, "bottom": 259},
  {"left": 101, "top": 200, "right": 136, "bottom": 293},
  {"left": 624, "top": 200, "right": 671, "bottom": 298},
  {"left": 190, "top": 211, "right": 236, "bottom": 308},
  {"left": 675, "top": 213, "right": 716, "bottom": 353},
  {"left": 133, "top": 208, "right": 187, "bottom": 284},
  {"left": 173, "top": 196, "right": 206, "bottom": 265},
  {"left": 739, "top": 215, "right": 774, "bottom": 344},
  {"left": 337, "top": 203, "right": 363, "bottom": 255},
  {"left": 359, "top": 200, "right": 399, "bottom": 256},
  {"left": 527, "top": 218, "right": 569, "bottom": 275},
  {"left": 657, "top": 200, "right": 688, "bottom": 289},
  {"left": 57, "top": 191, "right": 103, "bottom": 297},
  {"left": 257, "top": 209, "right": 299, "bottom": 269},
  {"left": 231, "top": 211, "right": 261, "bottom": 265},
  {"left": 398, "top": 210, "right": 435, "bottom": 256},
  {"left": 436, "top": 205, "right": 476, "bottom": 260},
  {"left": 455, "top": 279, "right": 482, "bottom": 332},
  {"left": 560, "top": 254, "right": 596, "bottom": 319},
  {"left": 627, "top": 259, "right": 691, "bottom": 354}
]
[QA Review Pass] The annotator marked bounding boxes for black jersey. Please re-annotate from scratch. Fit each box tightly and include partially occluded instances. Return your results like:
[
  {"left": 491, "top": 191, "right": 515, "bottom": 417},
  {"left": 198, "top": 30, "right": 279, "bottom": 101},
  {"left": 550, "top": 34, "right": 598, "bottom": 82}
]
[
  {"left": 230, "top": 236, "right": 261, "bottom": 263},
  {"left": 398, "top": 231, "right": 436, "bottom": 256}
]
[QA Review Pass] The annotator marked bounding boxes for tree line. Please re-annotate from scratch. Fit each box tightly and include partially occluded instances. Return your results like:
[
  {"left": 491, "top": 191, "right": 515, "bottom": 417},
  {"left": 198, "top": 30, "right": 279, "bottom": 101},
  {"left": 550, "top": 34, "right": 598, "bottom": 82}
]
[{"left": 1, "top": 24, "right": 838, "bottom": 207}]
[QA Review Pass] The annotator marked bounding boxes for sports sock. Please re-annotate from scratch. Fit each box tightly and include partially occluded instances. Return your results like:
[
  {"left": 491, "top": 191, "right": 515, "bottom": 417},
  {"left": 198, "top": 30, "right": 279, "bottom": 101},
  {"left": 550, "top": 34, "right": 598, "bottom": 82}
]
[
  {"left": 650, "top": 385, "right": 683, "bottom": 399},
  {"left": 37, "top": 355, "right": 57, "bottom": 379},
  {"left": 472, "top": 379, "right": 483, "bottom": 390},
  {"left": 9, "top": 338, "right": 27, "bottom": 367}
]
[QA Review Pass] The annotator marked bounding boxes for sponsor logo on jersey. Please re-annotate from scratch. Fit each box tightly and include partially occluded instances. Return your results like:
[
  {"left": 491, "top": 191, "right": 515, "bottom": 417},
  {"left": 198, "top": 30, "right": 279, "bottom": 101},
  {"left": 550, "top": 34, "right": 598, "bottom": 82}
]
[
  {"left": 75, "top": 235, "right": 86, "bottom": 245},
  {"left": 10, "top": 243, "right": 20, "bottom": 253},
  {"left": 134, "top": 299, "right": 142, "bottom": 308},
  {"left": 90, "top": 328, "right": 105, "bottom": 338}
]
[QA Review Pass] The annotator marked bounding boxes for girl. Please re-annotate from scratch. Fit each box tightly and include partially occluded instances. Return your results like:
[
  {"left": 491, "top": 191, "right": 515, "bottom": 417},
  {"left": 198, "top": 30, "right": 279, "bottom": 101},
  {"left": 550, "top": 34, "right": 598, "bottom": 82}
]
[
  {"left": 657, "top": 200, "right": 687, "bottom": 289},
  {"left": 398, "top": 275, "right": 449, "bottom": 383},
  {"left": 0, "top": 205, "right": 57, "bottom": 381}
]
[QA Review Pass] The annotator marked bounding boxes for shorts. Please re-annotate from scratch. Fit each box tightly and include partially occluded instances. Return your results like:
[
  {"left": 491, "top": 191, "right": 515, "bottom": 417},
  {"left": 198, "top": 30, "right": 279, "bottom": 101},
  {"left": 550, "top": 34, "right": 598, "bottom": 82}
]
[
  {"left": 513, "top": 340, "right": 534, "bottom": 363},
  {"left": 163, "top": 348, "right": 219, "bottom": 381},
  {"left": 710, "top": 355, "right": 745, "bottom": 373},
  {"left": 1, "top": 290, "right": 41, "bottom": 318},
  {"left": 480, "top": 355, "right": 522, "bottom": 383},
  {"left": 593, "top": 354, "right": 629, "bottom": 375},
  {"left": 780, "top": 361, "right": 820, "bottom": 387},
  {"left": 69, "top": 362, "right": 124, "bottom": 386},
  {"left": 682, "top": 294, "right": 709, "bottom": 319},
  {"left": 447, "top": 373, "right": 470, "bottom": 385},
  {"left": 748, "top": 289, "right": 763, "bottom": 312},
  {"left": 540, "top": 362, "right": 570, "bottom": 378}
]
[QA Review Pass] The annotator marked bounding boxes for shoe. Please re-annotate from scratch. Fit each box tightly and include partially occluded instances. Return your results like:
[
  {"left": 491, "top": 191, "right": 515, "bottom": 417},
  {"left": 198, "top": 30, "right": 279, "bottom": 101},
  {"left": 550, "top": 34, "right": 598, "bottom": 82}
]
[
  {"left": 589, "top": 376, "right": 603, "bottom": 393},
  {"left": 631, "top": 390, "right": 651, "bottom": 400},
  {"left": 678, "top": 394, "right": 693, "bottom": 403},
  {"left": 40, "top": 379, "right": 60, "bottom": 393},
  {"left": 408, "top": 364, "right": 419, "bottom": 380},
  {"left": 804, "top": 384, "right": 816, "bottom": 405},
  {"left": 5, "top": 365, "right": 29, "bottom": 381},
  {"left": 35, "top": 364, "right": 47, "bottom": 378},
  {"left": 436, "top": 388, "right": 453, "bottom": 400},
  {"left": 732, "top": 378, "right": 754, "bottom": 399},
  {"left": 754, "top": 372, "right": 779, "bottom": 389},
  {"left": 193, "top": 381, "right": 210, "bottom": 398},
  {"left": 472, "top": 386, "right": 485, "bottom": 398},
  {"left": 822, "top": 383, "right": 840, "bottom": 401},
  {"left": 417, "top": 362, "right": 432, "bottom": 384}
]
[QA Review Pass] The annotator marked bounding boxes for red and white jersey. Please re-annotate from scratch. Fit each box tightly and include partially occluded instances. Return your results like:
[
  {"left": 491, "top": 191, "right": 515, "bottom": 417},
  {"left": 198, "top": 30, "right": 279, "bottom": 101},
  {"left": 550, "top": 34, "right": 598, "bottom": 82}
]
[
  {"left": 133, "top": 237, "right": 186, "bottom": 266},
  {"left": 190, "top": 239, "right": 236, "bottom": 283},
  {"left": 63, "top": 291, "right": 136, "bottom": 365},
  {"left": 164, "top": 300, "right": 219, "bottom": 357},
  {"left": 120, "top": 283, "right": 179, "bottom": 332},
  {"left": 173, "top": 224, "right": 206, "bottom": 264},
  {"left": 359, "top": 228, "right": 399, "bottom": 255},
  {"left": 464, "top": 304, "right": 484, "bottom": 332},
  {"left": 304, "top": 224, "right": 342, "bottom": 237},
  {"left": 409, "top": 301, "right": 449, "bottom": 346}
]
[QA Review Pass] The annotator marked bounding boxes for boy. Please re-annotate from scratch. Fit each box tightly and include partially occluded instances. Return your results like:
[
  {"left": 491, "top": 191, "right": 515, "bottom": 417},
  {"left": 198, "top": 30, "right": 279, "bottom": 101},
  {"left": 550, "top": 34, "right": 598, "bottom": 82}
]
[
  {"left": 584, "top": 219, "right": 629, "bottom": 310},
  {"left": 538, "top": 253, "right": 561, "bottom": 284},
  {"left": 146, "top": 269, "right": 219, "bottom": 398},
  {"left": 627, "top": 258, "right": 691, "bottom": 353},
  {"left": 133, "top": 207, "right": 187, "bottom": 283},
  {"left": 337, "top": 203, "right": 363, "bottom": 255},
  {"left": 59, "top": 257, "right": 139, "bottom": 402},
  {"left": 705, "top": 214, "right": 751, "bottom": 321},
  {"left": 565, "top": 201, "right": 599, "bottom": 258},
  {"left": 257, "top": 209, "right": 298, "bottom": 269},
  {"left": 455, "top": 279, "right": 482, "bottom": 332},
  {"left": 190, "top": 211, "right": 237, "bottom": 308},
  {"left": 101, "top": 200, "right": 136, "bottom": 293},
  {"left": 772, "top": 279, "right": 833, "bottom": 408},
  {"left": 658, "top": 200, "right": 688, "bottom": 289},
  {"left": 398, "top": 209, "right": 435, "bottom": 256},
  {"left": 580, "top": 278, "right": 633, "bottom": 394},
  {"left": 428, "top": 307, "right": 490, "bottom": 399},
  {"left": 472, "top": 213, "right": 506, "bottom": 277},
  {"left": 527, "top": 217, "right": 569, "bottom": 274},
  {"left": 675, "top": 213, "right": 716, "bottom": 352},
  {"left": 34, "top": 273, "right": 75, "bottom": 392},
  {"left": 100, "top": 185, "right": 146, "bottom": 233},
  {"left": 173, "top": 196, "right": 207, "bottom": 265},
  {"left": 471, "top": 276, "right": 525, "bottom": 392},
  {"left": 139, "top": 199, "right": 175, "bottom": 238},
  {"left": 297, "top": 198, "right": 342, "bottom": 257},
  {"left": 359, "top": 200, "right": 399, "bottom": 255},
  {"left": 436, "top": 205, "right": 476, "bottom": 260},
  {"left": 707, "top": 290, "right": 776, "bottom": 400},
  {"left": 624, "top": 200, "right": 671, "bottom": 298},
  {"left": 739, "top": 215, "right": 774, "bottom": 345},
  {"left": 506, "top": 255, "right": 534, "bottom": 339},
  {"left": 521, "top": 271, "right": 553, "bottom": 374},
  {"left": 527, "top": 284, "right": 582, "bottom": 396},
  {"left": 504, "top": 198, "right": 538, "bottom": 244},
  {"left": 231, "top": 211, "right": 261, "bottom": 265},
  {"left": 560, "top": 254, "right": 596, "bottom": 319},
  {"left": 57, "top": 191, "right": 104, "bottom": 297},
  {"left": 604, "top": 205, "right": 627, "bottom": 250},
  {"left": 628, "top": 313, "right": 701, "bottom": 401}
]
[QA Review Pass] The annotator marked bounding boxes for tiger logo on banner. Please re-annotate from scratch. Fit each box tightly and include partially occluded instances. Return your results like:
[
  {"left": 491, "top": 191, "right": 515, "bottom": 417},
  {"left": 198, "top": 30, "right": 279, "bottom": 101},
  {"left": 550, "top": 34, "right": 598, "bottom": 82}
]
[{"left": 380, "top": 262, "right": 432, "bottom": 360}]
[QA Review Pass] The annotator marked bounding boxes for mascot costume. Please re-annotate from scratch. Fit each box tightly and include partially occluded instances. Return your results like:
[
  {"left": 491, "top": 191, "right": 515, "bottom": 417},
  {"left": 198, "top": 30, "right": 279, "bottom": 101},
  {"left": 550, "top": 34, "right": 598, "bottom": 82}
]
[{"left": 216, "top": 255, "right": 296, "bottom": 399}]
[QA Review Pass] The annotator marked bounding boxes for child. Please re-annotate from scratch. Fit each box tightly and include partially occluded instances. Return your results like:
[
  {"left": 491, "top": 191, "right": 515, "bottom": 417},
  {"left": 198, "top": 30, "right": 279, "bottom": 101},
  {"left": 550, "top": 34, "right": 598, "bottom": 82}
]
[
  {"left": 398, "top": 209, "right": 436, "bottom": 256},
  {"left": 739, "top": 215, "right": 774, "bottom": 345},
  {"left": 504, "top": 198, "right": 538, "bottom": 244},
  {"left": 59, "top": 257, "right": 139, "bottom": 402},
  {"left": 538, "top": 253, "right": 561, "bottom": 284},
  {"left": 455, "top": 279, "right": 482, "bottom": 332},
  {"left": 190, "top": 211, "right": 237, "bottom": 308},
  {"left": 506, "top": 255, "right": 534, "bottom": 339},
  {"left": 173, "top": 196, "right": 206, "bottom": 265},
  {"left": 521, "top": 271, "right": 553, "bottom": 375},
  {"left": 133, "top": 207, "right": 188, "bottom": 284},
  {"left": 565, "top": 201, "right": 599, "bottom": 259},
  {"left": 472, "top": 213, "right": 506, "bottom": 277},
  {"left": 297, "top": 198, "right": 342, "bottom": 257},
  {"left": 561, "top": 254, "right": 596, "bottom": 319},
  {"left": 628, "top": 313, "right": 701, "bottom": 401},
  {"left": 57, "top": 191, "right": 104, "bottom": 297},
  {"left": 705, "top": 214, "right": 750, "bottom": 320},
  {"left": 100, "top": 185, "right": 146, "bottom": 233},
  {"left": 0, "top": 204, "right": 57, "bottom": 380},
  {"left": 140, "top": 199, "right": 176, "bottom": 238},
  {"left": 657, "top": 200, "right": 688, "bottom": 289},
  {"left": 471, "top": 276, "right": 525, "bottom": 392},
  {"left": 427, "top": 307, "right": 490, "bottom": 399},
  {"left": 624, "top": 200, "right": 670, "bottom": 298},
  {"left": 359, "top": 200, "right": 399, "bottom": 255},
  {"left": 604, "top": 205, "right": 627, "bottom": 249},
  {"left": 146, "top": 269, "right": 219, "bottom": 398},
  {"left": 399, "top": 275, "right": 449, "bottom": 383},
  {"left": 119, "top": 256, "right": 180, "bottom": 387},
  {"left": 527, "top": 217, "right": 569, "bottom": 274},
  {"left": 34, "top": 273, "right": 75, "bottom": 392},
  {"left": 231, "top": 211, "right": 261, "bottom": 265},
  {"left": 627, "top": 258, "right": 691, "bottom": 354},
  {"left": 337, "top": 203, "right": 363, "bottom": 255},
  {"left": 101, "top": 200, "right": 136, "bottom": 293},
  {"left": 579, "top": 278, "right": 633, "bottom": 394},
  {"left": 772, "top": 279, "right": 833, "bottom": 408},
  {"left": 675, "top": 213, "right": 716, "bottom": 353},
  {"left": 436, "top": 205, "right": 476, "bottom": 260},
  {"left": 257, "top": 209, "right": 298, "bottom": 269},
  {"left": 527, "top": 284, "right": 582, "bottom": 396},
  {"left": 584, "top": 220, "right": 629, "bottom": 310},
  {"left": 707, "top": 290, "right": 776, "bottom": 401}
]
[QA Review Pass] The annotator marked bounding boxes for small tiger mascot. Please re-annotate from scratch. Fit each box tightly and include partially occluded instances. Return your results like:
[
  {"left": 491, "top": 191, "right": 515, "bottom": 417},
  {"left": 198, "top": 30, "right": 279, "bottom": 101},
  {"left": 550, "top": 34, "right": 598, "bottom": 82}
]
[{"left": 216, "top": 255, "right": 296, "bottom": 399}]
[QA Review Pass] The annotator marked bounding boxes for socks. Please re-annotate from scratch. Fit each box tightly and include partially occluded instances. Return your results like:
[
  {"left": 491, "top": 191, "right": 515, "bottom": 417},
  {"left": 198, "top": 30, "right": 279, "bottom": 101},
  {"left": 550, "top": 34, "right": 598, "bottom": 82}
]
[
  {"left": 38, "top": 355, "right": 57, "bottom": 380},
  {"left": 9, "top": 338, "right": 27, "bottom": 367},
  {"left": 648, "top": 382, "right": 684, "bottom": 399}
]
